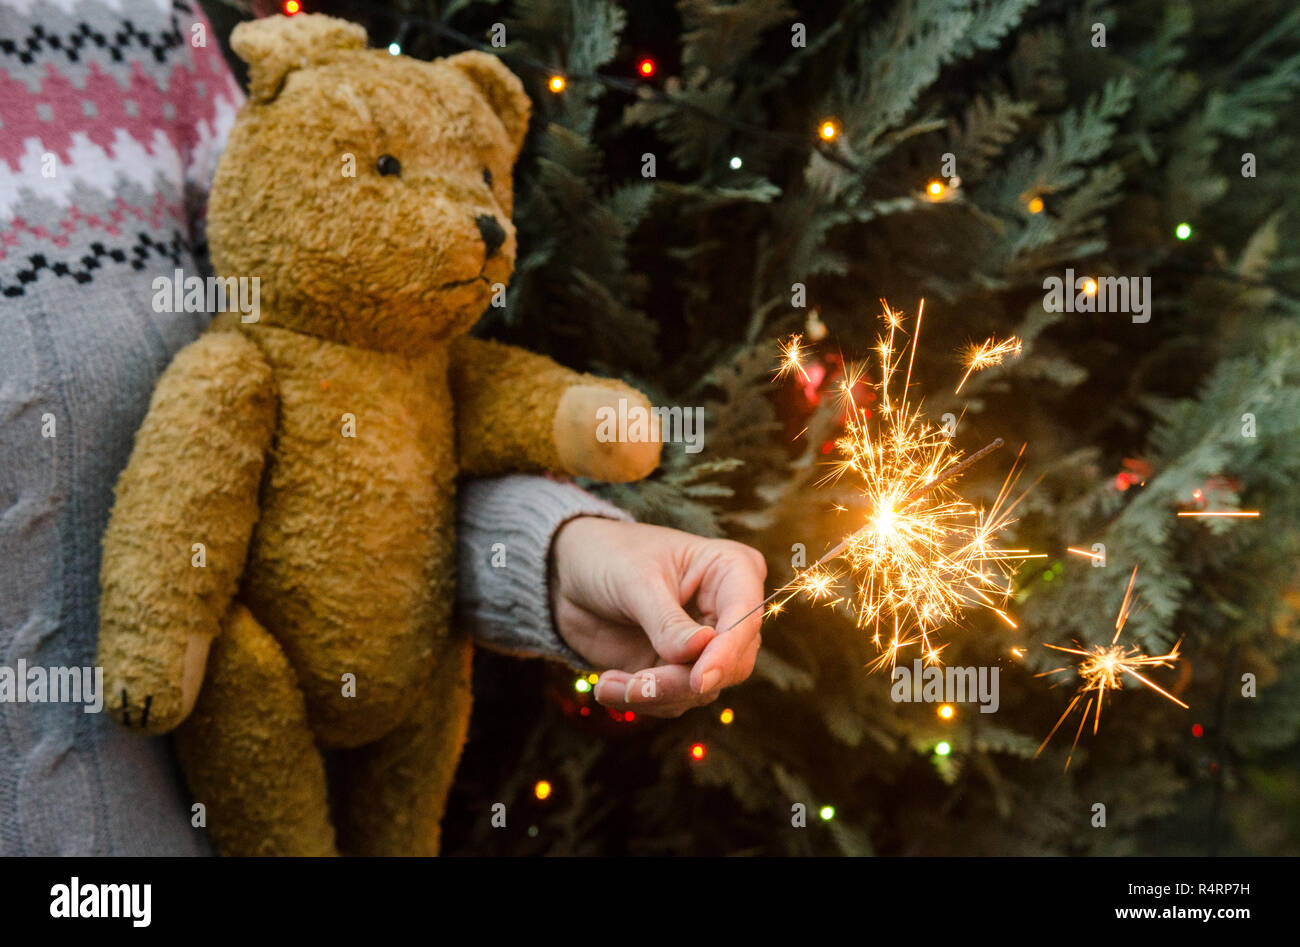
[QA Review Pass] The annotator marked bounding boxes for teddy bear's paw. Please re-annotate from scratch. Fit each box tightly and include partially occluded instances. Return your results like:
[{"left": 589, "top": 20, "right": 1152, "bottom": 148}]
[
  {"left": 554, "top": 385, "right": 663, "bottom": 483},
  {"left": 112, "top": 688, "right": 156, "bottom": 730},
  {"left": 108, "top": 681, "right": 190, "bottom": 734},
  {"left": 104, "top": 631, "right": 211, "bottom": 734}
]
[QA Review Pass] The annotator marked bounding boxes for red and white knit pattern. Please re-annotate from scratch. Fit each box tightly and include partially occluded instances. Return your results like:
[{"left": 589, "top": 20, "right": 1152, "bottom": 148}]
[{"left": 0, "top": 0, "right": 242, "bottom": 270}]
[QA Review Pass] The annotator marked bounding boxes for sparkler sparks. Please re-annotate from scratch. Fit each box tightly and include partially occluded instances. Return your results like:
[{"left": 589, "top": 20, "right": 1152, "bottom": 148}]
[
  {"left": 1067, "top": 547, "right": 1104, "bottom": 561},
  {"left": 1036, "top": 567, "right": 1188, "bottom": 771},
  {"left": 774, "top": 333, "right": 814, "bottom": 384},
  {"left": 755, "top": 301, "right": 1042, "bottom": 669},
  {"left": 955, "top": 336, "right": 1022, "bottom": 394}
]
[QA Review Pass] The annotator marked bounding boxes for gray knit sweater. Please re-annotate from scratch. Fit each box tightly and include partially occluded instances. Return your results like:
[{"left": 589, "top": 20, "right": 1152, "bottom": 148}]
[{"left": 0, "top": 0, "right": 623, "bottom": 855}]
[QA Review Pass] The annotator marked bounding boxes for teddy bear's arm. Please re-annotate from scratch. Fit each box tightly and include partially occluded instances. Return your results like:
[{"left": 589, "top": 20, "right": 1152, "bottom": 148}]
[
  {"left": 98, "top": 330, "right": 278, "bottom": 734},
  {"left": 449, "top": 335, "right": 661, "bottom": 483}
]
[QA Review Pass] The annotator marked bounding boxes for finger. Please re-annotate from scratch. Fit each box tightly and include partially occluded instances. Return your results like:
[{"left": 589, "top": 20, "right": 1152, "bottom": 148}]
[
  {"left": 594, "top": 665, "right": 714, "bottom": 710},
  {"left": 556, "top": 613, "right": 659, "bottom": 672},
  {"left": 632, "top": 694, "right": 721, "bottom": 719},
  {"left": 593, "top": 669, "right": 633, "bottom": 705},
  {"left": 624, "top": 582, "right": 715, "bottom": 665},
  {"left": 594, "top": 669, "right": 698, "bottom": 715},
  {"left": 592, "top": 681, "right": 720, "bottom": 719},
  {"left": 690, "top": 554, "right": 766, "bottom": 693},
  {"left": 624, "top": 664, "right": 698, "bottom": 706},
  {"left": 738, "top": 633, "right": 761, "bottom": 680}
]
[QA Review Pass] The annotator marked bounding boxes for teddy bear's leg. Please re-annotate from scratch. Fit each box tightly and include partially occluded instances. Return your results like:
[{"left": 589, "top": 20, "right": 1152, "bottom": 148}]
[
  {"left": 175, "top": 602, "right": 338, "bottom": 856},
  {"left": 332, "top": 633, "right": 473, "bottom": 856}
]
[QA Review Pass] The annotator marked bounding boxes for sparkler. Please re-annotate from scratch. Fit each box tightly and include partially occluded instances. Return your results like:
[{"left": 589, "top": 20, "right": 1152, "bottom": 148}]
[
  {"left": 955, "top": 335, "right": 1022, "bottom": 394},
  {"left": 736, "top": 301, "right": 1042, "bottom": 671},
  {"left": 1035, "top": 566, "right": 1187, "bottom": 771},
  {"left": 1066, "top": 547, "right": 1104, "bottom": 561},
  {"left": 775, "top": 333, "right": 814, "bottom": 384}
]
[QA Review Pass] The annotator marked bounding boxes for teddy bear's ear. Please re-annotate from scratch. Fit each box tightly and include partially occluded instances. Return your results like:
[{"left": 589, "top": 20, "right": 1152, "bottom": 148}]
[
  {"left": 231, "top": 13, "right": 368, "bottom": 103},
  {"left": 446, "top": 51, "right": 532, "bottom": 158}
]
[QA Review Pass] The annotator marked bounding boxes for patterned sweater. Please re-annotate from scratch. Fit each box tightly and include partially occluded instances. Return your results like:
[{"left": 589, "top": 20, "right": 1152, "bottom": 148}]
[{"left": 0, "top": 0, "right": 617, "bottom": 855}]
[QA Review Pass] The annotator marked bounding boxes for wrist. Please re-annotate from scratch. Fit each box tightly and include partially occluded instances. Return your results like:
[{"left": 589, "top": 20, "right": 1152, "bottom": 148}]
[{"left": 548, "top": 515, "right": 604, "bottom": 656}]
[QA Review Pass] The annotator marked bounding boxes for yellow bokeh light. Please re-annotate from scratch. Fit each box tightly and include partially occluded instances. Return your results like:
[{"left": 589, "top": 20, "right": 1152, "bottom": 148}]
[
  {"left": 1083, "top": 278, "right": 1097, "bottom": 295},
  {"left": 927, "top": 180, "right": 944, "bottom": 198},
  {"left": 548, "top": 75, "right": 566, "bottom": 93},
  {"left": 819, "top": 120, "right": 838, "bottom": 140},
  {"left": 720, "top": 708, "right": 735, "bottom": 725},
  {"left": 534, "top": 780, "right": 552, "bottom": 800},
  {"left": 1028, "top": 197, "right": 1044, "bottom": 214},
  {"left": 939, "top": 704, "right": 954, "bottom": 719}
]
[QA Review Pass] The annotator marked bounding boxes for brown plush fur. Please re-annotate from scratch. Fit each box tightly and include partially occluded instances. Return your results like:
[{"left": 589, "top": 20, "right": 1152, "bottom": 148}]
[{"left": 97, "top": 13, "right": 659, "bottom": 856}]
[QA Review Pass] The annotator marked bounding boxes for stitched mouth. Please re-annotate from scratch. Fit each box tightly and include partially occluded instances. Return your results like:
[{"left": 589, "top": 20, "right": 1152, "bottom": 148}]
[{"left": 438, "top": 272, "right": 490, "bottom": 290}]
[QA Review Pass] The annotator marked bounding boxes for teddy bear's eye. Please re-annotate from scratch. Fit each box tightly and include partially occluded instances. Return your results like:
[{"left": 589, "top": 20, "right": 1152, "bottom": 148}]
[
  {"left": 377, "top": 154, "right": 401, "bottom": 177},
  {"left": 482, "top": 168, "right": 493, "bottom": 187}
]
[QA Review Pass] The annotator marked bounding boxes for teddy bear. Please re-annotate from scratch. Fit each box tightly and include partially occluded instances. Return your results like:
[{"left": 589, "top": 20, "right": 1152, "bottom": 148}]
[{"left": 96, "top": 13, "right": 660, "bottom": 857}]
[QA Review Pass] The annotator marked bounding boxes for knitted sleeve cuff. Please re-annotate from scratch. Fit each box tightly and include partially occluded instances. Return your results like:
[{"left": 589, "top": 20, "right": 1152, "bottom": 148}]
[{"left": 456, "top": 474, "right": 633, "bottom": 669}]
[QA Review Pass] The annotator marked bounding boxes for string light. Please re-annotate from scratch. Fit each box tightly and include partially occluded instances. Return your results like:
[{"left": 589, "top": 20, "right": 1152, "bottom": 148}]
[
  {"left": 534, "top": 780, "right": 552, "bottom": 800},
  {"left": 1175, "top": 222, "right": 1193, "bottom": 240},
  {"left": 938, "top": 704, "right": 954, "bottom": 719},
  {"left": 1083, "top": 278, "right": 1097, "bottom": 295},
  {"left": 283, "top": 0, "right": 301, "bottom": 15},
  {"left": 348, "top": 7, "right": 866, "bottom": 172},
  {"left": 935, "top": 741, "right": 952, "bottom": 756},
  {"left": 637, "top": 57, "right": 656, "bottom": 78},
  {"left": 574, "top": 677, "right": 591, "bottom": 693},
  {"left": 388, "top": 42, "right": 401, "bottom": 55},
  {"left": 690, "top": 743, "right": 707, "bottom": 761},
  {"left": 927, "top": 180, "right": 945, "bottom": 199},
  {"left": 720, "top": 708, "right": 735, "bottom": 724},
  {"left": 819, "top": 806, "right": 836, "bottom": 821},
  {"left": 729, "top": 156, "right": 743, "bottom": 170},
  {"left": 1028, "top": 196, "right": 1044, "bottom": 214}
]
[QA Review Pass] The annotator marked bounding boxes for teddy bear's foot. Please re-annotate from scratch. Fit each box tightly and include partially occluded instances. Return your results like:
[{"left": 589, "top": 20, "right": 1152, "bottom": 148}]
[
  {"left": 175, "top": 603, "right": 338, "bottom": 856},
  {"left": 331, "top": 634, "right": 473, "bottom": 856}
]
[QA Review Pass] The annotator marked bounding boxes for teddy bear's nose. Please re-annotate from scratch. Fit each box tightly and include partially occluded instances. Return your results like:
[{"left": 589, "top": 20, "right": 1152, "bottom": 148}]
[{"left": 475, "top": 215, "right": 507, "bottom": 258}]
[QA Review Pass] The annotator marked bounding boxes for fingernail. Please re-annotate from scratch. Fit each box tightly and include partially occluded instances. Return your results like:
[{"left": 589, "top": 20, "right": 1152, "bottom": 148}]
[
  {"left": 682, "top": 625, "right": 710, "bottom": 648},
  {"left": 626, "top": 674, "right": 653, "bottom": 702},
  {"left": 698, "top": 669, "right": 721, "bottom": 694}
]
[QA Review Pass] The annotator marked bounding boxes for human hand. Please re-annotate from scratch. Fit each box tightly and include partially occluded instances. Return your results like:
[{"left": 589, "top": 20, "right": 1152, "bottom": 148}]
[{"left": 550, "top": 517, "right": 766, "bottom": 718}]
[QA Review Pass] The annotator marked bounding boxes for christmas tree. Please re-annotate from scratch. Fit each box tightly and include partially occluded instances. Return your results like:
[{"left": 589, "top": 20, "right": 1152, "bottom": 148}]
[{"left": 211, "top": 0, "right": 1300, "bottom": 855}]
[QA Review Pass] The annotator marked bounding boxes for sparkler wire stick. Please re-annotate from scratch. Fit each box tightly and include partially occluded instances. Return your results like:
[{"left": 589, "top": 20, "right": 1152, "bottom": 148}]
[{"left": 724, "top": 437, "right": 1006, "bottom": 632}]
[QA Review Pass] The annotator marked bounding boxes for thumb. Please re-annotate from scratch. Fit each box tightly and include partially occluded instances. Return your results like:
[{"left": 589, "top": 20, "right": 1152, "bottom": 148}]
[{"left": 626, "top": 582, "right": 714, "bottom": 665}]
